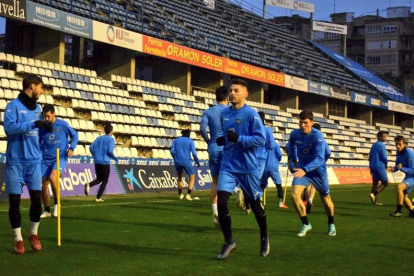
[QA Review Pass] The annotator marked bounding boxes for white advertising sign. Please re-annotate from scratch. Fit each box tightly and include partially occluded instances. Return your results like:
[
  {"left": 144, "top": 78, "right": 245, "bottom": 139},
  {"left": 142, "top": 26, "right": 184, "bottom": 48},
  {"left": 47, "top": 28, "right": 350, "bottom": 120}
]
[
  {"left": 312, "top": 21, "right": 348, "bottom": 35},
  {"left": 93, "top": 21, "right": 142, "bottom": 52},
  {"left": 265, "top": 0, "right": 315, "bottom": 13}
]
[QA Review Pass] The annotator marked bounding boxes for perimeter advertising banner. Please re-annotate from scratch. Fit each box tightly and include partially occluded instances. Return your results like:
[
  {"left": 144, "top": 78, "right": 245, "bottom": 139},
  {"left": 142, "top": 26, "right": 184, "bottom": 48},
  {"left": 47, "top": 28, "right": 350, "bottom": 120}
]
[
  {"left": 26, "top": 1, "right": 93, "bottom": 39},
  {"left": 265, "top": 0, "right": 315, "bottom": 13},
  {"left": 285, "top": 75, "right": 308, "bottom": 92},
  {"left": 0, "top": 0, "right": 26, "bottom": 21},
  {"left": 312, "top": 21, "right": 348, "bottom": 35},
  {"left": 142, "top": 35, "right": 285, "bottom": 87},
  {"left": 93, "top": 21, "right": 143, "bottom": 52}
]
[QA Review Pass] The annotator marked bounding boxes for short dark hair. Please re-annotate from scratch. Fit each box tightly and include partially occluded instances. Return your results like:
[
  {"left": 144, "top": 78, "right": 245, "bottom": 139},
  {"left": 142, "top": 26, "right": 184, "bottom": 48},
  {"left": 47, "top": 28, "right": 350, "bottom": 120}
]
[
  {"left": 395, "top": 135, "right": 406, "bottom": 144},
  {"left": 377, "top": 131, "right": 389, "bottom": 139},
  {"left": 258, "top": 111, "right": 265, "bottom": 124},
  {"left": 23, "top": 74, "right": 43, "bottom": 90},
  {"left": 104, "top": 125, "right": 113, "bottom": 134},
  {"left": 42, "top": 104, "right": 55, "bottom": 114},
  {"left": 215, "top": 86, "right": 229, "bottom": 102},
  {"left": 181, "top": 129, "right": 191, "bottom": 137},
  {"left": 230, "top": 78, "right": 248, "bottom": 89},
  {"left": 313, "top": 122, "right": 321, "bottom": 131},
  {"left": 299, "top": 110, "right": 313, "bottom": 121}
]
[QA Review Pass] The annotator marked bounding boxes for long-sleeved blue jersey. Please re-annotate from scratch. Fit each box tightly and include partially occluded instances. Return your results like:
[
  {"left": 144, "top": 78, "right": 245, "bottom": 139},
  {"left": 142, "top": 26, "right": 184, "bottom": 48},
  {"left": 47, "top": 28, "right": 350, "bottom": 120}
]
[
  {"left": 4, "top": 98, "right": 42, "bottom": 165},
  {"left": 40, "top": 119, "right": 79, "bottom": 161},
  {"left": 287, "top": 128, "right": 326, "bottom": 174},
  {"left": 90, "top": 135, "right": 117, "bottom": 164},
  {"left": 394, "top": 147, "right": 414, "bottom": 178},
  {"left": 264, "top": 140, "right": 283, "bottom": 172},
  {"left": 257, "top": 126, "right": 276, "bottom": 162},
  {"left": 369, "top": 141, "right": 388, "bottom": 170},
  {"left": 200, "top": 104, "right": 227, "bottom": 145},
  {"left": 170, "top": 136, "right": 200, "bottom": 165},
  {"left": 220, "top": 104, "right": 265, "bottom": 173}
]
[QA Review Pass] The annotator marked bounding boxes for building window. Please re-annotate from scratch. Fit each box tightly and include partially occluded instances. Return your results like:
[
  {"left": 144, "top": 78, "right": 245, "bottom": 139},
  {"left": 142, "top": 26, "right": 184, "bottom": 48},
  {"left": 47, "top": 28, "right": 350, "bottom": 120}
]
[
  {"left": 326, "top": 44, "right": 339, "bottom": 51},
  {"left": 367, "top": 26, "right": 380, "bottom": 34},
  {"left": 382, "top": 54, "right": 397, "bottom": 64},
  {"left": 366, "top": 41, "right": 381, "bottom": 50},
  {"left": 383, "top": 25, "right": 397, "bottom": 33},
  {"left": 367, "top": 56, "right": 381, "bottom": 65},
  {"left": 326, "top": 32, "right": 340, "bottom": 38},
  {"left": 382, "top": 40, "right": 397, "bottom": 49}
]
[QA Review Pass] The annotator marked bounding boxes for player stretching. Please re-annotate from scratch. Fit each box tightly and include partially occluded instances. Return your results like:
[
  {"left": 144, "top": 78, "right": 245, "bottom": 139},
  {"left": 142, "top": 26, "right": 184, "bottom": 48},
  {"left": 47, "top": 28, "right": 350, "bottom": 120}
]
[
  {"left": 40, "top": 104, "right": 78, "bottom": 218},
  {"left": 216, "top": 79, "right": 268, "bottom": 260},
  {"left": 288, "top": 110, "right": 336, "bottom": 237},
  {"left": 4, "top": 75, "right": 53, "bottom": 254},
  {"left": 389, "top": 136, "right": 414, "bottom": 217},
  {"left": 171, "top": 130, "right": 200, "bottom": 200},
  {"left": 369, "top": 131, "right": 389, "bottom": 205},
  {"left": 200, "top": 86, "right": 229, "bottom": 225}
]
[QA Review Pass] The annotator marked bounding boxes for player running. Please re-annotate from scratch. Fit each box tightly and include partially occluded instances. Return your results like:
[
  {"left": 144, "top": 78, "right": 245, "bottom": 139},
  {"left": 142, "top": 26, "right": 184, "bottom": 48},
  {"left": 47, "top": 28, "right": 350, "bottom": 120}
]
[
  {"left": 200, "top": 86, "right": 229, "bottom": 225},
  {"left": 171, "top": 129, "right": 200, "bottom": 200},
  {"left": 288, "top": 110, "right": 336, "bottom": 237},
  {"left": 39, "top": 104, "right": 78, "bottom": 218},
  {"left": 369, "top": 131, "right": 389, "bottom": 205},
  {"left": 388, "top": 135, "right": 414, "bottom": 217},
  {"left": 215, "top": 79, "right": 269, "bottom": 260}
]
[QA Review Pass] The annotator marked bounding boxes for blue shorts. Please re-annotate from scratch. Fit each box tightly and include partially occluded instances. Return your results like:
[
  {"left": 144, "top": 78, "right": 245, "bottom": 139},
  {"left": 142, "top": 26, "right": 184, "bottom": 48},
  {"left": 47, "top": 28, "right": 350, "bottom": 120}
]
[
  {"left": 175, "top": 162, "right": 194, "bottom": 176},
  {"left": 261, "top": 171, "right": 282, "bottom": 187},
  {"left": 6, "top": 164, "right": 42, "bottom": 194},
  {"left": 41, "top": 159, "right": 67, "bottom": 178},
  {"left": 403, "top": 177, "right": 414, "bottom": 194},
  {"left": 371, "top": 169, "right": 388, "bottom": 184},
  {"left": 258, "top": 160, "right": 266, "bottom": 179},
  {"left": 292, "top": 172, "right": 330, "bottom": 196},
  {"left": 217, "top": 169, "right": 262, "bottom": 200},
  {"left": 208, "top": 147, "right": 223, "bottom": 177}
]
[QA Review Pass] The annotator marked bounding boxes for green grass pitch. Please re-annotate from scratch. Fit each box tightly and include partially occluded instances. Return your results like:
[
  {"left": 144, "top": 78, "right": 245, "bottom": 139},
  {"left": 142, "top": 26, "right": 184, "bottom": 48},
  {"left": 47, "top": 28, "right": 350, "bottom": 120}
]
[{"left": 0, "top": 184, "right": 413, "bottom": 276}]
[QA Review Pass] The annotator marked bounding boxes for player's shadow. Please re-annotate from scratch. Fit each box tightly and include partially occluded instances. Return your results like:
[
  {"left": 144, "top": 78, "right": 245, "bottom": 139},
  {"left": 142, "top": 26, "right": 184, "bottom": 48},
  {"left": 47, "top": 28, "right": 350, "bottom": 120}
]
[
  {"left": 372, "top": 244, "right": 412, "bottom": 253},
  {"left": 118, "top": 203, "right": 209, "bottom": 216},
  {"left": 40, "top": 237, "right": 215, "bottom": 256}
]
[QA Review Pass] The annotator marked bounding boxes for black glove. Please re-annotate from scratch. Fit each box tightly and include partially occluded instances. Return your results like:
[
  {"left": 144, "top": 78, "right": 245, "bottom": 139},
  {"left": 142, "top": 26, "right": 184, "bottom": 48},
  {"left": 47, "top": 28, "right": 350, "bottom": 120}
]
[
  {"left": 34, "top": 120, "right": 48, "bottom": 128},
  {"left": 44, "top": 122, "right": 53, "bottom": 133},
  {"left": 216, "top": 136, "right": 226, "bottom": 146},
  {"left": 227, "top": 130, "right": 239, "bottom": 143},
  {"left": 196, "top": 163, "right": 200, "bottom": 167}
]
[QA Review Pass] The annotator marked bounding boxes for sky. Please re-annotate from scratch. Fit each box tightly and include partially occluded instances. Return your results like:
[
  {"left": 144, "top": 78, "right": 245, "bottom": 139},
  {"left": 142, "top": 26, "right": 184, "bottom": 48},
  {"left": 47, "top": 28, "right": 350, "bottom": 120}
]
[
  {"left": 0, "top": 0, "right": 413, "bottom": 34},
  {"left": 239, "top": 0, "right": 413, "bottom": 20}
]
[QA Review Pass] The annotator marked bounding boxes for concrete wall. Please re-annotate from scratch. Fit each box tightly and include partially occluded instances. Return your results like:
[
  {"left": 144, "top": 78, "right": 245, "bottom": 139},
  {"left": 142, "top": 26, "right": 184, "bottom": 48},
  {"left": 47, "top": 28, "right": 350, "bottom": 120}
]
[
  {"left": 299, "top": 92, "right": 327, "bottom": 115},
  {"left": 191, "top": 66, "right": 221, "bottom": 91},
  {"left": 372, "top": 108, "right": 394, "bottom": 125},
  {"left": 92, "top": 42, "right": 136, "bottom": 80},
  {"left": 265, "top": 86, "right": 298, "bottom": 111},
  {"left": 395, "top": 112, "right": 414, "bottom": 128},
  {"left": 348, "top": 102, "right": 372, "bottom": 125},
  {"left": 5, "top": 21, "right": 64, "bottom": 64},
  {"left": 152, "top": 58, "right": 189, "bottom": 94}
]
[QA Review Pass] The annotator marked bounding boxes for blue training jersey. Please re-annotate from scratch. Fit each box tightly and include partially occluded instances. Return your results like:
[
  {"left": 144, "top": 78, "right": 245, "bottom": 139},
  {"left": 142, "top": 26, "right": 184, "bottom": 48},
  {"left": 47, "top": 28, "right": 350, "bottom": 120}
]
[
  {"left": 40, "top": 119, "right": 79, "bottom": 161},
  {"left": 287, "top": 128, "right": 327, "bottom": 175},
  {"left": 264, "top": 141, "right": 283, "bottom": 172},
  {"left": 90, "top": 135, "right": 117, "bottom": 165},
  {"left": 4, "top": 98, "right": 42, "bottom": 165},
  {"left": 394, "top": 147, "right": 414, "bottom": 179},
  {"left": 220, "top": 104, "right": 265, "bottom": 173},
  {"left": 200, "top": 104, "right": 228, "bottom": 145},
  {"left": 170, "top": 136, "right": 200, "bottom": 165},
  {"left": 257, "top": 126, "right": 276, "bottom": 162},
  {"left": 369, "top": 140, "right": 388, "bottom": 171}
]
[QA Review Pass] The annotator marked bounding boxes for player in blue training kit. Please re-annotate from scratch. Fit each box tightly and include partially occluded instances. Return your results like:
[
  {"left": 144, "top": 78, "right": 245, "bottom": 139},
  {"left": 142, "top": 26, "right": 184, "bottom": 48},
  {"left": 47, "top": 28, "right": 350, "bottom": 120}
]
[
  {"left": 288, "top": 110, "right": 336, "bottom": 237},
  {"left": 215, "top": 79, "right": 269, "bottom": 260},
  {"left": 260, "top": 122, "right": 288, "bottom": 209},
  {"left": 303, "top": 123, "right": 331, "bottom": 214},
  {"left": 4, "top": 75, "right": 53, "bottom": 254},
  {"left": 369, "top": 131, "right": 389, "bottom": 206},
  {"left": 388, "top": 136, "right": 414, "bottom": 217},
  {"left": 39, "top": 104, "right": 79, "bottom": 218},
  {"left": 171, "top": 129, "right": 200, "bottom": 201},
  {"left": 85, "top": 125, "right": 118, "bottom": 202},
  {"left": 200, "top": 86, "right": 229, "bottom": 225}
]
